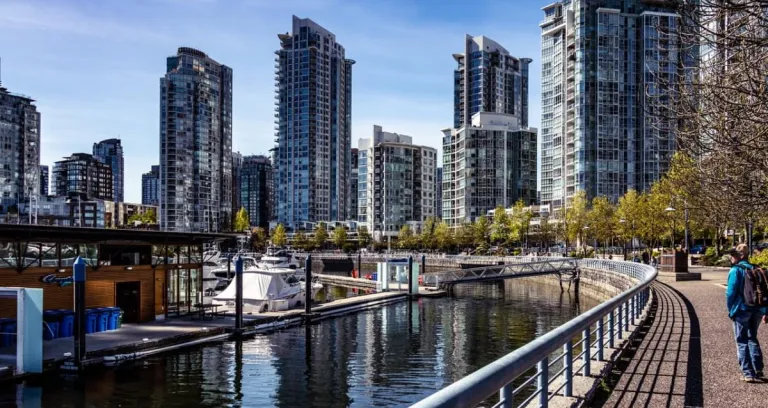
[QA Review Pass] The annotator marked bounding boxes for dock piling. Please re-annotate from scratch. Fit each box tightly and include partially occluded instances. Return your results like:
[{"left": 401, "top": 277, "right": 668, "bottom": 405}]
[
  {"left": 73, "top": 256, "right": 87, "bottom": 367},
  {"left": 234, "top": 256, "right": 243, "bottom": 331},
  {"left": 305, "top": 255, "right": 312, "bottom": 320}
]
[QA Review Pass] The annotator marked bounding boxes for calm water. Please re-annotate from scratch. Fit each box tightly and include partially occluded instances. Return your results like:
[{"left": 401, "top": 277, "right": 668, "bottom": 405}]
[{"left": 4, "top": 281, "right": 599, "bottom": 408}]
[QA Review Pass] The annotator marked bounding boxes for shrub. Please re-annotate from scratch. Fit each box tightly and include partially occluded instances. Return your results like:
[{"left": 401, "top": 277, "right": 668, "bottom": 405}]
[{"left": 750, "top": 250, "right": 768, "bottom": 269}]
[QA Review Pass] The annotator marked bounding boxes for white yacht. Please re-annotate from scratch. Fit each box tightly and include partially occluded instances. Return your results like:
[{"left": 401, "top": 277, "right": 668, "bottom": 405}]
[
  {"left": 257, "top": 249, "right": 303, "bottom": 275},
  {"left": 212, "top": 268, "right": 323, "bottom": 313},
  {"left": 203, "top": 255, "right": 260, "bottom": 296}
]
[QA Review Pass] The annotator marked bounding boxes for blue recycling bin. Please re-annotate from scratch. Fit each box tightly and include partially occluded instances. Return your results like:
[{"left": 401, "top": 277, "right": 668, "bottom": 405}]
[
  {"left": 57, "top": 309, "right": 75, "bottom": 338},
  {"left": 0, "top": 318, "right": 16, "bottom": 347},
  {"left": 95, "top": 308, "right": 110, "bottom": 332},
  {"left": 43, "top": 310, "right": 61, "bottom": 340},
  {"left": 85, "top": 309, "right": 98, "bottom": 334},
  {"left": 107, "top": 307, "right": 121, "bottom": 331}
]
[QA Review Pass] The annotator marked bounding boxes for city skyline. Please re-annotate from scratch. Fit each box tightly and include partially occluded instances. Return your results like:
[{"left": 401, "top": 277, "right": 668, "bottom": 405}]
[{"left": 0, "top": 0, "right": 543, "bottom": 203}]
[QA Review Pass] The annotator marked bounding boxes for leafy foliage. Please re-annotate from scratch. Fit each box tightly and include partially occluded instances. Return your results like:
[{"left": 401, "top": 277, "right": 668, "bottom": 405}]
[
  {"left": 233, "top": 207, "right": 250, "bottom": 232},
  {"left": 332, "top": 226, "right": 348, "bottom": 249},
  {"left": 313, "top": 223, "right": 328, "bottom": 250},
  {"left": 271, "top": 224, "right": 287, "bottom": 247},
  {"left": 357, "top": 226, "right": 372, "bottom": 249}
]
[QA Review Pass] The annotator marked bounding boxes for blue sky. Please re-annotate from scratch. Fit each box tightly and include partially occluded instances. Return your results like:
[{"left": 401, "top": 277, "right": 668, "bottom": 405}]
[{"left": 0, "top": 0, "right": 544, "bottom": 203}]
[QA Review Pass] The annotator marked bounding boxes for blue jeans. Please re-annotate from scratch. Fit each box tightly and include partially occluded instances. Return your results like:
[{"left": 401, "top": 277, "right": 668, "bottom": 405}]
[{"left": 733, "top": 309, "right": 764, "bottom": 377}]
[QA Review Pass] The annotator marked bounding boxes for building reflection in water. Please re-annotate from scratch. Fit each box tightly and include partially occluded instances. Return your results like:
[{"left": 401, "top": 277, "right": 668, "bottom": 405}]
[{"left": 4, "top": 279, "right": 599, "bottom": 408}]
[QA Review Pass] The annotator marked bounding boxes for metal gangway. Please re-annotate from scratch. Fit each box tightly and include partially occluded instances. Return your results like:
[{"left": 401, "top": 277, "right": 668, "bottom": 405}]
[{"left": 420, "top": 257, "right": 579, "bottom": 292}]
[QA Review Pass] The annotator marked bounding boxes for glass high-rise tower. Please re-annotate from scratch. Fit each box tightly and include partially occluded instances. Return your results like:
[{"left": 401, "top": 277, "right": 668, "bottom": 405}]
[
  {"left": 540, "top": 0, "right": 696, "bottom": 209},
  {"left": 453, "top": 35, "right": 530, "bottom": 129},
  {"left": 0, "top": 83, "right": 40, "bottom": 215},
  {"left": 274, "top": 16, "right": 354, "bottom": 229},
  {"left": 160, "top": 47, "right": 233, "bottom": 232},
  {"left": 93, "top": 138, "right": 124, "bottom": 202}
]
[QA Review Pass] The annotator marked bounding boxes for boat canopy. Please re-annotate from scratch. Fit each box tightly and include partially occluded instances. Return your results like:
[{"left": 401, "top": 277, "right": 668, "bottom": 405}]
[{"left": 213, "top": 271, "right": 290, "bottom": 302}]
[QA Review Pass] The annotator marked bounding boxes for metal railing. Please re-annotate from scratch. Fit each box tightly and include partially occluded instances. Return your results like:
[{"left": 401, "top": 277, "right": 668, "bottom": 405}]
[
  {"left": 421, "top": 258, "right": 579, "bottom": 289},
  {"left": 411, "top": 259, "right": 656, "bottom": 408}
]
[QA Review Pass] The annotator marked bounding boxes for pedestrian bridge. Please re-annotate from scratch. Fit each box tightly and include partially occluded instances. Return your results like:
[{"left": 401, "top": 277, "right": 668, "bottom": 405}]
[{"left": 421, "top": 257, "right": 579, "bottom": 291}]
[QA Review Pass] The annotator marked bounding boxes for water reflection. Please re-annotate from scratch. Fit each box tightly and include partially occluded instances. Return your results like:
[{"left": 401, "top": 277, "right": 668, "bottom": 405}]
[{"left": 3, "top": 280, "right": 597, "bottom": 408}]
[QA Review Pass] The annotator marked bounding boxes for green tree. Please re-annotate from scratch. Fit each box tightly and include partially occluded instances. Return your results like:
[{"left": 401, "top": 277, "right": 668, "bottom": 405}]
[
  {"left": 637, "top": 185, "right": 670, "bottom": 251},
  {"left": 271, "top": 224, "right": 287, "bottom": 247},
  {"left": 455, "top": 222, "right": 475, "bottom": 253},
  {"left": 292, "top": 231, "right": 309, "bottom": 251},
  {"left": 251, "top": 227, "right": 268, "bottom": 251},
  {"left": 615, "top": 189, "right": 641, "bottom": 252},
  {"left": 419, "top": 217, "right": 438, "bottom": 251},
  {"left": 357, "top": 226, "right": 372, "bottom": 249},
  {"left": 434, "top": 221, "right": 454, "bottom": 253},
  {"left": 313, "top": 223, "right": 328, "bottom": 250},
  {"left": 474, "top": 216, "right": 491, "bottom": 250},
  {"left": 398, "top": 225, "right": 416, "bottom": 250},
  {"left": 491, "top": 206, "right": 510, "bottom": 245},
  {"left": 589, "top": 196, "right": 616, "bottom": 256},
  {"left": 566, "top": 190, "right": 589, "bottom": 253},
  {"left": 538, "top": 212, "right": 555, "bottom": 250},
  {"left": 142, "top": 208, "right": 157, "bottom": 224},
  {"left": 233, "top": 207, "right": 250, "bottom": 231},
  {"left": 332, "top": 226, "right": 348, "bottom": 249}
]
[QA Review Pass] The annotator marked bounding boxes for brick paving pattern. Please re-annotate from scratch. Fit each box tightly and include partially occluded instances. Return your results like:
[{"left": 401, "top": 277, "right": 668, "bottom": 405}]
[{"left": 601, "top": 268, "right": 768, "bottom": 408}]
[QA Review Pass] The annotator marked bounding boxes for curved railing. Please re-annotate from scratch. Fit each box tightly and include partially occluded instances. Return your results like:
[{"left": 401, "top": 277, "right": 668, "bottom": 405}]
[{"left": 411, "top": 259, "right": 657, "bottom": 408}]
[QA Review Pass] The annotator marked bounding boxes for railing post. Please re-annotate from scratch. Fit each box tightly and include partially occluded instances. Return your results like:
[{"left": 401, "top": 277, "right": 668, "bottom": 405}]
[
  {"left": 564, "top": 341, "right": 573, "bottom": 397},
  {"left": 596, "top": 317, "right": 604, "bottom": 361},
  {"left": 630, "top": 295, "right": 636, "bottom": 326},
  {"left": 617, "top": 303, "right": 623, "bottom": 340},
  {"left": 624, "top": 300, "right": 630, "bottom": 332},
  {"left": 582, "top": 327, "right": 591, "bottom": 377},
  {"left": 538, "top": 357, "right": 549, "bottom": 408},
  {"left": 499, "top": 382, "right": 514, "bottom": 408},
  {"left": 608, "top": 308, "right": 615, "bottom": 349}
]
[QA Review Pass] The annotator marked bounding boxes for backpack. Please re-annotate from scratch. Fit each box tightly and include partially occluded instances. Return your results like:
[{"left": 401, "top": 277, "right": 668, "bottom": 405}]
[{"left": 739, "top": 264, "right": 768, "bottom": 308}]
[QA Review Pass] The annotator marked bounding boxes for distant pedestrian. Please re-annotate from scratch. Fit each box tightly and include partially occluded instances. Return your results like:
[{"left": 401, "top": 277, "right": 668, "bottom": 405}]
[
  {"left": 642, "top": 251, "right": 649, "bottom": 264},
  {"left": 726, "top": 243, "right": 768, "bottom": 382}
]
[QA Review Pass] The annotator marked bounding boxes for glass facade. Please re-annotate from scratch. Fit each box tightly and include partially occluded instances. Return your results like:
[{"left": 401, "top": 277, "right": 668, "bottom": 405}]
[
  {"left": 92, "top": 138, "right": 124, "bottom": 202},
  {"left": 142, "top": 165, "right": 160, "bottom": 206},
  {"left": 160, "top": 47, "right": 233, "bottom": 232},
  {"left": 239, "top": 155, "right": 273, "bottom": 229},
  {"left": 453, "top": 35, "right": 530, "bottom": 129},
  {"left": 540, "top": 1, "right": 695, "bottom": 208},
  {"left": 274, "top": 16, "right": 354, "bottom": 229},
  {"left": 39, "top": 165, "right": 49, "bottom": 196},
  {"left": 53, "top": 153, "right": 113, "bottom": 200},
  {"left": 348, "top": 148, "right": 358, "bottom": 221},
  {"left": 0, "top": 85, "right": 40, "bottom": 214}
]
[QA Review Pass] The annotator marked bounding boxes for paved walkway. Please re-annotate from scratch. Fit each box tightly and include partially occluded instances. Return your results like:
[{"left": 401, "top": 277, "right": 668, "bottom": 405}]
[{"left": 601, "top": 267, "right": 768, "bottom": 408}]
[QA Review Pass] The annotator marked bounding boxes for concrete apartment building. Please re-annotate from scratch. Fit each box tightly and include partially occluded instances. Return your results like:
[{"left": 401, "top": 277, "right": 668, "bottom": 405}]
[
  {"left": 357, "top": 125, "right": 437, "bottom": 240},
  {"left": 273, "top": 16, "right": 354, "bottom": 230},
  {"left": 442, "top": 113, "right": 537, "bottom": 227},
  {"left": 160, "top": 47, "right": 233, "bottom": 232},
  {"left": 53, "top": 153, "right": 113, "bottom": 200}
]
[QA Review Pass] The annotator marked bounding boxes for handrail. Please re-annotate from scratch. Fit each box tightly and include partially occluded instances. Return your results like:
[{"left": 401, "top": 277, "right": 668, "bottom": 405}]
[
  {"left": 411, "top": 259, "right": 656, "bottom": 408},
  {"left": 420, "top": 258, "right": 578, "bottom": 288}
]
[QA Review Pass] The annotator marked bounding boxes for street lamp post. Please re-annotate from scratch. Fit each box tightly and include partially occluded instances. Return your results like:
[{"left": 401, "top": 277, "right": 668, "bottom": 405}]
[
  {"left": 582, "top": 226, "right": 590, "bottom": 258},
  {"left": 665, "top": 205, "right": 676, "bottom": 253}
]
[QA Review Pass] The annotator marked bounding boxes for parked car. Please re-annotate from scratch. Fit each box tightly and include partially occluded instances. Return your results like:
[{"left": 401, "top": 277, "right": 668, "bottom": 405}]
[{"left": 690, "top": 244, "right": 707, "bottom": 255}]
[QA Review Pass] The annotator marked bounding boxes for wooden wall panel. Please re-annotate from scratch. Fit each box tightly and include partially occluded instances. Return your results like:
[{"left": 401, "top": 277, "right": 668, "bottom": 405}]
[{"left": 0, "top": 268, "right": 157, "bottom": 322}]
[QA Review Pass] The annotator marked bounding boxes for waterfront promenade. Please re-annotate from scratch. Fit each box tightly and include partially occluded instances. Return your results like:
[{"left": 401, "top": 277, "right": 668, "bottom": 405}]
[{"left": 601, "top": 266, "right": 765, "bottom": 408}]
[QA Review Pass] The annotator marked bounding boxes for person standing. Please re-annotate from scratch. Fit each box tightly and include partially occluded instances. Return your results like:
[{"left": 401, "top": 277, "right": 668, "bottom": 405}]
[{"left": 726, "top": 243, "right": 766, "bottom": 382}]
